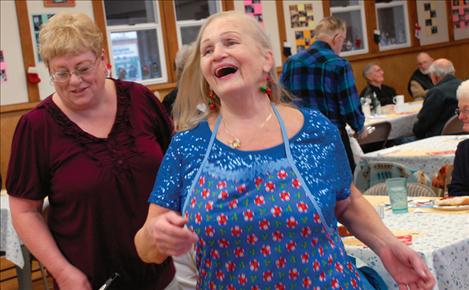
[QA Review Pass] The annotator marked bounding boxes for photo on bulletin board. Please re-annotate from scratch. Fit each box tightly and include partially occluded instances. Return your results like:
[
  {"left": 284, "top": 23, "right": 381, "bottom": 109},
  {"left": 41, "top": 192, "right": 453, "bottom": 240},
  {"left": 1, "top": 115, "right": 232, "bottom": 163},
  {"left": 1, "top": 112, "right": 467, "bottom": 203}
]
[
  {"left": 32, "top": 14, "right": 55, "bottom": 62},
  {"left": 416, "top": 1, "right": 449, "bottom": 45},
  {"left": 43, "top": 0, "right": 75, "bottom": 7},
  {"left": 0, "top": 50, "right": 7, "bottom": 84},
  {"left": 244, "top": 0, "right": 264, "bottom": 25},
  {"left": 451, "top": 0, "right": 469, "bottom": 40}
]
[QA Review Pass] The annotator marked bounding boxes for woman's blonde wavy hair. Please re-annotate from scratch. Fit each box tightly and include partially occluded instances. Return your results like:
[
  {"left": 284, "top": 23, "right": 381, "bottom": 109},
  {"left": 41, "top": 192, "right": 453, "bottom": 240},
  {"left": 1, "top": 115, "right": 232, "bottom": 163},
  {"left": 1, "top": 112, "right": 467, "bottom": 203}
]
[
  {"left": 39, "top": 13, "right": 103, "bottom": 67},
  {"left": 172, "top": 11, "right": 293, "bottom": 131}
]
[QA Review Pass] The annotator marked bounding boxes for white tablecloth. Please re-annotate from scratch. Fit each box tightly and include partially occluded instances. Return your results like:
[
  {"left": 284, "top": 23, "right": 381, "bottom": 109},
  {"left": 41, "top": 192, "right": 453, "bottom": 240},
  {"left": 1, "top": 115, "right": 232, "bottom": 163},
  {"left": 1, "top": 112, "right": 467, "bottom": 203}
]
[
  {"left": 345, "top": 208, "right": 469, "bottom": 290},
  {"left": 0, "top": 194, "right": 24, "bottom": 268},
  {"left": 359, "top": 135, "right": 469, "bottom": 177}
]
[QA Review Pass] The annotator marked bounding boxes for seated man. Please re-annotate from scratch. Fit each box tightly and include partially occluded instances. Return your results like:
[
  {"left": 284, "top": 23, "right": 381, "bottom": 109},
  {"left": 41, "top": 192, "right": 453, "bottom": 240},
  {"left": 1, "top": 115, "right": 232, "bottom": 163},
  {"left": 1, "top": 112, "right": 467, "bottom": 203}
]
[
  {"left": 413, "top": 58, "right": 461, "bottom": 139},
  {"left": 360, "top": 63, "right": 396, "bottom": 109},
  {"left": 408, "top": 52, "right": 434, "bottom": 99},
  {"left": 448, "top": 80, "right": 469, "bottom": 196}
]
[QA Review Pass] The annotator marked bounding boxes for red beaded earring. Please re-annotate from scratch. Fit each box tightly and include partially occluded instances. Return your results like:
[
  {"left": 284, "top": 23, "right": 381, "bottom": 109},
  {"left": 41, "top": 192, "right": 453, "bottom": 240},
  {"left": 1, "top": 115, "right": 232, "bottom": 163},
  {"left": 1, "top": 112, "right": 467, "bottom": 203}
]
[
  {"left": 208, "top": 90, "right": 218, "bottom": 111},
  {"left": 260, "top": 75, "right": 272, "bottom": 97}
]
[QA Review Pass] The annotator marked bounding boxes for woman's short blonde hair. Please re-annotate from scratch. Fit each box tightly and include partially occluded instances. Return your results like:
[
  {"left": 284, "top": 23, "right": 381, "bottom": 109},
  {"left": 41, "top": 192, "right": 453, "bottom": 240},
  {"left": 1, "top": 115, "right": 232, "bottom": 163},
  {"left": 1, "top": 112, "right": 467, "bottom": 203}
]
[
  {"left": 456, "top": 79, "right": 469, "bottom": 101},
  {"left": 39, "top": 13, "right": 103, "bottom": 67},
  {"left": 173, "top": 11, "right": 292, "bottom": 131}
]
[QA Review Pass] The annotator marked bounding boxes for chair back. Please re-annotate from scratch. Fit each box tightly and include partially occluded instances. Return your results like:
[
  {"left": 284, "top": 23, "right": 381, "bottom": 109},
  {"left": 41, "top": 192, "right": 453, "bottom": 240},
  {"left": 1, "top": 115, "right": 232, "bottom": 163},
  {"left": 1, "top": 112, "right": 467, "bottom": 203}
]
[
  {"left": 364, "top": 182, "right": 437, "bottom": 197},
  {"left": 358, "top": 121, "right": 392, "bottom": 148},
  {"left": 441, "top": 115, "right": 464, "bottom": 135},
  {"left": 354, "top": 160, "right": 430, "bottom": 192}
]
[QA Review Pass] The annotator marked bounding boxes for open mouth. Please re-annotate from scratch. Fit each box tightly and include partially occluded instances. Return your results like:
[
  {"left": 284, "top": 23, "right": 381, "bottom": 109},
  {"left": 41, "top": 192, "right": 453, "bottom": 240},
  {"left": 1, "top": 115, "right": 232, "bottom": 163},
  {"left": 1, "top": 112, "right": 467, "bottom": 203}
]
[{"left": 215, "top": 66, "right": 238, "bottom": 78}]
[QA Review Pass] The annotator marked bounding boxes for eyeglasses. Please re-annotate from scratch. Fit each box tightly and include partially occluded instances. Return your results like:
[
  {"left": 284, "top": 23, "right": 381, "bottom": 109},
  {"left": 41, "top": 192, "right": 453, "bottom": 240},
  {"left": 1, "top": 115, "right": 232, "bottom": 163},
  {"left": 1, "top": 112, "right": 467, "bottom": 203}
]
[
  {"left": 455, "top": 107, "right": 469, "bottom": 117},
  {"left": 50, "top": 58, "right": 99, "bottom": 83}
]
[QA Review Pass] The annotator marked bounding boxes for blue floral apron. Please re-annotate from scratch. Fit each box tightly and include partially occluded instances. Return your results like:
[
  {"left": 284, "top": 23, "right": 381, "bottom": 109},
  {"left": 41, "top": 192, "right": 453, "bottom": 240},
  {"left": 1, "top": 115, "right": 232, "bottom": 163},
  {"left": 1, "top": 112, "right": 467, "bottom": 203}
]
[{"left": 182, "top": 105, "right": 362, "bottom": 289}]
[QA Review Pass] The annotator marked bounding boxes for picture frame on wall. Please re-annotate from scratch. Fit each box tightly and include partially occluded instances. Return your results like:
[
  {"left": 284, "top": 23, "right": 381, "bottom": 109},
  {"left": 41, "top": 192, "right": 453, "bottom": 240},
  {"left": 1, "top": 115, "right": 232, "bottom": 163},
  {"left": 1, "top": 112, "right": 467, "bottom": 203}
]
[{"left": 43, "top": 0, "right": 75, "bottom": 7}]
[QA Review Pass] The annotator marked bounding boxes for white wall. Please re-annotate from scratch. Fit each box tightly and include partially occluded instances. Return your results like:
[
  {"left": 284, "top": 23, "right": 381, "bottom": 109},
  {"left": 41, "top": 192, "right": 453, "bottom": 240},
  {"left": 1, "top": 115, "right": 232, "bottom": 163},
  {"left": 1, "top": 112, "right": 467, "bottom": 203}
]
[{"left": 0, "top": 1, "right": 29, "bottom": 105}]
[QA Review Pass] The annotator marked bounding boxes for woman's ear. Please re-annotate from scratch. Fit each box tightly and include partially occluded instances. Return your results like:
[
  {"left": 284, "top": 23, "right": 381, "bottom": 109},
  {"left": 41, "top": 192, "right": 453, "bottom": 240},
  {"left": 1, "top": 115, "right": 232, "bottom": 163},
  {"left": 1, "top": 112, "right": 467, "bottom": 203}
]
[{"left": 262, "top": 49, "right": 274, "bottom": 73}]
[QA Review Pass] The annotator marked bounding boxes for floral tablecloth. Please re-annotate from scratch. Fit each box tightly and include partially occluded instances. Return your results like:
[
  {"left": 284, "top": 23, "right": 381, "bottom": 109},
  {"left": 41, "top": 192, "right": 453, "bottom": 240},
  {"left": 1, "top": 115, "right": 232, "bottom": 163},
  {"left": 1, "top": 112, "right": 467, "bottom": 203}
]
[
  {"left": 360, "top": 135, "right": 469, "bottom": 177},
  {"left": 344, "top": 202, "right": 469, "bottom": 290},
  {"left": 0, "top": 193, "right": 24, "bottom": 268}
]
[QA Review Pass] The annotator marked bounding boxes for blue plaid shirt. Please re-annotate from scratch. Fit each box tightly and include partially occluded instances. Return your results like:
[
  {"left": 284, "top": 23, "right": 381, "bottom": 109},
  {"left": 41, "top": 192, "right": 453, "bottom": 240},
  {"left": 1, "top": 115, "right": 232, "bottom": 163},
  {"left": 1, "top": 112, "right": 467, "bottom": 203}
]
[{"left": 281, "top": 41, "right": 365, "bottom": 133}]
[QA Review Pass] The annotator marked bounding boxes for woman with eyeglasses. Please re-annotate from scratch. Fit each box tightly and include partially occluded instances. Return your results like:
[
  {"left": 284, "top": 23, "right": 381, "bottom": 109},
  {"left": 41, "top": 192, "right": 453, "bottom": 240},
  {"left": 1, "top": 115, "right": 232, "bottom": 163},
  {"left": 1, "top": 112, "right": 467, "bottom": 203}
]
[
  {"left": 448, "top": 80, "right": 469, "bottom": 196},
  {"left": 6, "top": 13, "right": 177, "bottom": 290}
]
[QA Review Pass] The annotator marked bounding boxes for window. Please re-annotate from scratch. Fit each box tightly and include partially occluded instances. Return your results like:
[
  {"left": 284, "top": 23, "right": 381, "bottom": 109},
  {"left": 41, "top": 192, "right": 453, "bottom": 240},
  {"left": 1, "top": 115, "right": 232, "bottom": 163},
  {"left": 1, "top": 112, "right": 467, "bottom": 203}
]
[
  {"left": 330, "top": 0, "right": 368, "bottom": 56},
  {"left": 375, "top": 0, "right": 410, "bottom": 51},
  {"left": 173, "top": 0, "right": 221, "bottom": 46},
  {"left": 103, "top": 0, "right": 167, "bottom": 84}
]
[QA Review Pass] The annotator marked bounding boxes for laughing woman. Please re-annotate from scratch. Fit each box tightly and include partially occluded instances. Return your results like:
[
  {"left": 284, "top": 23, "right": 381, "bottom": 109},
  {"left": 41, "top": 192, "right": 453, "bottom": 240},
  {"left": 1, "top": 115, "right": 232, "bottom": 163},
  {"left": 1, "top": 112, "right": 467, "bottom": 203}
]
[
  {"left": 135, "top": 11, "right": 435, "bottom": 290},
  {"left": 6, "top": 13, "right": 175, "bottom": 290}
]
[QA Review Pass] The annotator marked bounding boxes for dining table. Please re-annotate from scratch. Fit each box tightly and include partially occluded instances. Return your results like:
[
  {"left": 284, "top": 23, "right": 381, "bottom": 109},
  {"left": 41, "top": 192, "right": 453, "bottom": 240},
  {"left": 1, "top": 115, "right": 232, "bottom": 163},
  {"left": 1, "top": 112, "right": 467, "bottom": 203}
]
[
  {"left": 1, "top": 190, "right": 33, "bottom": 290},
  {"left": 358, "top": 134, "right": 469, "bottom": 178},
  {"left": 343, "top": 195, "right": 469, "bottom": 290},
  {"left": 364, "top": 101, "right": 422, "bottom": 140}
]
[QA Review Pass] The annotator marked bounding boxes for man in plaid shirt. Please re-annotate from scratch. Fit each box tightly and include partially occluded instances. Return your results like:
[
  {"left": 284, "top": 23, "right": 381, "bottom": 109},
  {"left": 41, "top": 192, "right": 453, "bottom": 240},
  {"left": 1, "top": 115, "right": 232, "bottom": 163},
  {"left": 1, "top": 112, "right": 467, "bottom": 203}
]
[{"left": 281, "top": 16, "right": 367, "bottom": 173}]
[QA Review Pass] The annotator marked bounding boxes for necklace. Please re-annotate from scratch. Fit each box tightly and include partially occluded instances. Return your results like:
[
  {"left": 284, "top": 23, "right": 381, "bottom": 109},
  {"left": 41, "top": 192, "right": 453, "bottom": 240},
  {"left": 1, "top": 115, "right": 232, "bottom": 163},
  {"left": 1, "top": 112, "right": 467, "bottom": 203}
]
[{"left": 222, "top": 109, "right": 273, "bottom": 149}]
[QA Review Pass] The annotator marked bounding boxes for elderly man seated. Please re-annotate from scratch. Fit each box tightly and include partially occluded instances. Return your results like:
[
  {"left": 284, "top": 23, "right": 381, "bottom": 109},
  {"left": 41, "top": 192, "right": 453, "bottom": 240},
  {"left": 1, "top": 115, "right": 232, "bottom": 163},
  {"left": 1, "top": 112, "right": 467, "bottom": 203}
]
[
  {"left": 408, "top": 52, "right": 434, "bottom": 99},
  {"left": 360, "top": 63, "right": 396, "bottom": 109},
  {"left": 413, "top": 58, "right": 461, "bottom": 139},
  {"left": 448, "top": 80, "right": 469, "bottom": 196}
]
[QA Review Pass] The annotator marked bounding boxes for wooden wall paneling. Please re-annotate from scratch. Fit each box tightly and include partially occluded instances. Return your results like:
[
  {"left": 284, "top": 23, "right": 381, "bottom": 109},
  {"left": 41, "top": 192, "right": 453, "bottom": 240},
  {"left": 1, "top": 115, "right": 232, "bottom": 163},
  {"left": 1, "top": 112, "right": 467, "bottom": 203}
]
[
  {"left": 159, "top": 0, "right": 177, "bottom": 84},
  {"left": 275, "top": 0, "right": 287, "bottom": 64},
  {"left": 91, "top": 0, "right": 110, "bottom": 63},
  {"left": 363, "top": 0, "right": 378, "bottom": 54},
  {"left": 322, "top": 0, "right": 330, "bottom": 17},
  {"left": 0, "top": 111, "right": 24, "bottom": 188},
  {"left": 15, "top": 1, "right": 40, "bottom": 103},
  {"left": 222, "top": 0, "right": 234, "bottom": 11},
  {"left": 446, "top": 0, "right": 455, "bottom": 42},
  {"left": 407, "top": 0, "right": 419, "bottom": 47}
]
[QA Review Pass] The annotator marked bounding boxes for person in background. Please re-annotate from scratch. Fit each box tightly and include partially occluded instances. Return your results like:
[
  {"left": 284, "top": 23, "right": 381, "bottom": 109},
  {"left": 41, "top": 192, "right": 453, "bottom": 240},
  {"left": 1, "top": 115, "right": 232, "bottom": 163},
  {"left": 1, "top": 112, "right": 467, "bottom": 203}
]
[
  {"left": 6, "top": 13, "right": 176, "bottom": 290},
  {"left": 162, "top": 44, "right": 194, "bottom": 115},
  {"left": 413, "top": 58, "right": 461, "bottom": 139},
  {"left": 448, "top": 80, "right": 469, "bottom": 196},
  {"left": 280, "top": 16, "right": 367, "bottom": 174},
  {"left": 134, "top": 11, "right": 435, "bottom": 290},
  {"left": 360, "top": 63, "right": 396, "bottom": 107},
  {"left": 408, "top": 52, "right": 434, "bottom": 99}
]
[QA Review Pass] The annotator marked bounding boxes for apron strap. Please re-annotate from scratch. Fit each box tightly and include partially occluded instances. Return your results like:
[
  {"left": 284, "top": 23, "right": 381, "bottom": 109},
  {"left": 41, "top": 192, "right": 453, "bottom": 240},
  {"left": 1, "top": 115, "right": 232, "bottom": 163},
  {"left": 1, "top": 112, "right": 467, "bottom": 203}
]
[
  {"left": 273, "top": 105, "right": 334, "bottom": 234},
  {"left": 182, "top": 116, "right": 222, "bottom": 213}
]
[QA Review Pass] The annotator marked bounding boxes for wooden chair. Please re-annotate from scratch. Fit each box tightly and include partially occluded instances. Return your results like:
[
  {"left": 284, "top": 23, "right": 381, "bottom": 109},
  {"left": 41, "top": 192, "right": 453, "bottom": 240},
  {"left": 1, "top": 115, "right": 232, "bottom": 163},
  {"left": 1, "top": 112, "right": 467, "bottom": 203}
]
[
  {"left": 358, "top": 121, "right": 392, "bottom": 149},
  {"left": 364, "top": 182, "right": 437, "bottom": 197},
  {"left": 441, "top": 115, "right": 464, "bottom": 135}
]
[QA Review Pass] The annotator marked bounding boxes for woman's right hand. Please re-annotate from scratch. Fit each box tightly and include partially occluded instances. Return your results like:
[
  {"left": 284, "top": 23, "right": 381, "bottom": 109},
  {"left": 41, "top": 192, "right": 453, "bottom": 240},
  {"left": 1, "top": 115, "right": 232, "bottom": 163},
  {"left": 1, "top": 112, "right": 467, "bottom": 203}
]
[
  {"left": 146, "top": 211, "right": 198, "bottom": 257},
  {"left": 55, "top": 264, "right": 92, "bottom": 290}
]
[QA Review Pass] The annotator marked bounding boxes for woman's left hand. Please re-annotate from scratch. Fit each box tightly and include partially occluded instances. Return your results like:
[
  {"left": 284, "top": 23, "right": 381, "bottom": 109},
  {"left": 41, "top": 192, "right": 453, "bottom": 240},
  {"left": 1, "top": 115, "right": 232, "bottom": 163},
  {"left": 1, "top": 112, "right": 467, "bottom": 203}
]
[{"left": 378, "top": 241, "right": 435, "bottom": 290}]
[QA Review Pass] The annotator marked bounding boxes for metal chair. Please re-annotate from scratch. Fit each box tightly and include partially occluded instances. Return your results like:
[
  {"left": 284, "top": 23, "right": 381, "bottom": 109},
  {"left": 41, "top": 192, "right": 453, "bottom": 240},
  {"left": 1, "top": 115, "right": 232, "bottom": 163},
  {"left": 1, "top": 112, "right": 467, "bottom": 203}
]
[
  {"left": 364, "top": 182, "right": 437, "bottom": 197},
  {"left": 358, "top": 121, "right": 392, "bottom": 148},
  {"left": 441, "top": 115, "right": 464, "bottom": 135}
]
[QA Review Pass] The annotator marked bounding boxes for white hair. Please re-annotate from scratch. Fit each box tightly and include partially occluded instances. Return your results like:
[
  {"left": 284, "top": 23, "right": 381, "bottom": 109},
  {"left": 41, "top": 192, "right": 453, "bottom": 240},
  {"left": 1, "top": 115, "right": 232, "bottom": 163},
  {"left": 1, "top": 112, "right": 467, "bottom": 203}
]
[
  {"left": 428, "top": 60, "right": 455, "bottom": 78},
  {"left": 456, "top": 79, "right": 469, "bottom": 101}
]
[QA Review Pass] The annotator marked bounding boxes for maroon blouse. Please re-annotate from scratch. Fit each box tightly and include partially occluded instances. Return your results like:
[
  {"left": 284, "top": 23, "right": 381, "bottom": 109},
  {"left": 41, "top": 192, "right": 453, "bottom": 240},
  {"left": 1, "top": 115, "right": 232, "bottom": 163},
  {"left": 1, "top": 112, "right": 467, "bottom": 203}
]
[{"left": 7, "top": 79, "right": 175, "bottom": 289}]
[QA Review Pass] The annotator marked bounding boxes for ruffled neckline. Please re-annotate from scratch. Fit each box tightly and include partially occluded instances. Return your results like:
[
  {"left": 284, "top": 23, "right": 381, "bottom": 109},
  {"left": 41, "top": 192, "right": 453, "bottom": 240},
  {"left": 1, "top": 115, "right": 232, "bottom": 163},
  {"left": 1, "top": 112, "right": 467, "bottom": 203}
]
[{"left": 43, "top": 78, "right": 130, "bottom": 143}]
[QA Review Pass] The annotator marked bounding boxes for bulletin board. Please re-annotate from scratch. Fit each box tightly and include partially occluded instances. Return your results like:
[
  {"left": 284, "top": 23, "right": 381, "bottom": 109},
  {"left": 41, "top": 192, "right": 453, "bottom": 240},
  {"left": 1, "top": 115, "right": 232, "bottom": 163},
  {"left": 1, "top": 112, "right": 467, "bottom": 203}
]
[
  {"left": 416, "top": 0, "right": 449, "bottom": 46},
  {"left": 282, "top": 1, "right": 324, "bottom": 56},
  {"left": 451, "top": 0, "right": 469, "bottom": 40}
]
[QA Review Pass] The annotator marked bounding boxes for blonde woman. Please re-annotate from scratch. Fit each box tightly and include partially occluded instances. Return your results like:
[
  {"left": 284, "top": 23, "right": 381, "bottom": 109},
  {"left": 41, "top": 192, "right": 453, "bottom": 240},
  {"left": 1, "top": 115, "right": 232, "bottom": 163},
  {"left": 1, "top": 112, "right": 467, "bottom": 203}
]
[
  {"left": 6, "top": 13, "right": 175, "bottom": 289},
  {"left": 136, "top": 11, "right": 435, "bottom": 289}
]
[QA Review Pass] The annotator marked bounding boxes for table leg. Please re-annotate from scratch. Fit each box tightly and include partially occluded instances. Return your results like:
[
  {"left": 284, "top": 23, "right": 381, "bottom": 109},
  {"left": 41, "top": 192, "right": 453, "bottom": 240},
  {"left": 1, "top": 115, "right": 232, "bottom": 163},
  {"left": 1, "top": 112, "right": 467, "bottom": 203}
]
[{"left": 15, "top": 245, "right": 32, "bottom": 290}]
